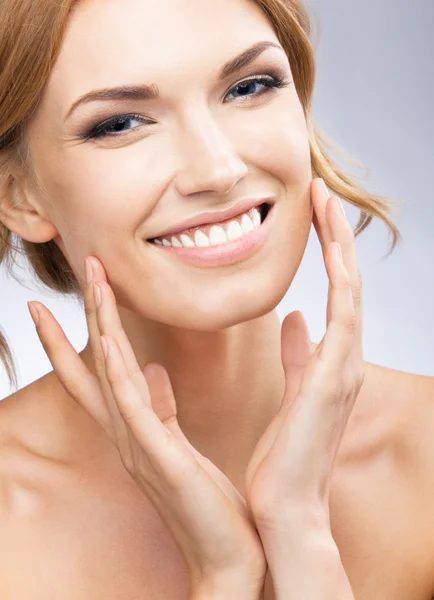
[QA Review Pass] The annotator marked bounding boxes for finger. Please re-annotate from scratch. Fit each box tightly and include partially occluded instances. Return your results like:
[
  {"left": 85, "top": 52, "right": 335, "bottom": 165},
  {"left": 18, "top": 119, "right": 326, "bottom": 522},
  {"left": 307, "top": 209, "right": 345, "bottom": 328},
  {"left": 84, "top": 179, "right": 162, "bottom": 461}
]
[
  {"left": 143, "top": 362, "right": 198, "bottom": 450},
  {"left": 311, "top": 177, "right": 333, "bottom": 250},
  {"left": 101, "top": 334, "right": 213, "bottom": 488},
  {"left": 317, "top": 242, "right": 356, "bottom": 374},
  {"left": 143, "top": 362, "right": 250, "bottom": 517},
  {"left": 88, "top": 256, "right": 152, "bottom": 402},
  {"left": 278, "top": 243, "right": 356, "bottom": 492},
  {"left": 301, "top": 242, "right": 355, "bottom": 392},
  {"left": 312, "top": 179, "right": 363, "bottom": 363},
  {"left": 91, "top": 278, "right": 202, "bottom": 466},
  {"left": 29, "top": 301, "right": 115, "bottom": 441},
  {"left": 83, "top": 257, "right": 135, "bottom": 458},
  {"left": 89, "top": 259, "right": 211, "bottom": 472},
  {"left": 326, "top": 196, "right": 364, "bottom": 363},
  {"left": 279, "top": 311, "right": 312, "bottom": 413},
  {"left": 92, "top": 276, "right": 152, "bottom": 406}
]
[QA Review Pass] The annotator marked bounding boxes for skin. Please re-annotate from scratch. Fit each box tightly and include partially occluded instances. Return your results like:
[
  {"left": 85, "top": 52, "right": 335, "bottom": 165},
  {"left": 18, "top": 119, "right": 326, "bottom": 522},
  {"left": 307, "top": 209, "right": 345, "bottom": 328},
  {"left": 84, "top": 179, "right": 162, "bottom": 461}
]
[
  {"left": 4, "top": 0, "right": 312, "bottom": 491},
  {"left": 1, "top": 0, "right": 434, "bottom": 598}
]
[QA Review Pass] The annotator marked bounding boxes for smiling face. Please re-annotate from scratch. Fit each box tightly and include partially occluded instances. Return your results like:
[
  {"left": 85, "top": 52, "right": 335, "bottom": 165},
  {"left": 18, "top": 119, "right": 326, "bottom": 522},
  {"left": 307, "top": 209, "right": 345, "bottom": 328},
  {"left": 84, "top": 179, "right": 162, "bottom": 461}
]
[{"left": 23, "top": 0, "right": 313, "bottom": 330}]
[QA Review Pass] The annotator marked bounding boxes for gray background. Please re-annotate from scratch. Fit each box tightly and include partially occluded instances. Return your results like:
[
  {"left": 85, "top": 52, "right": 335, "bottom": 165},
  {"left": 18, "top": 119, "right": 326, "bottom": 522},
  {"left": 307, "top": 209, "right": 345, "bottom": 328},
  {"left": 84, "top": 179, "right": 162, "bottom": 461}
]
[{"left": 1, "top": 0, "right": 433, "bottom": 399}]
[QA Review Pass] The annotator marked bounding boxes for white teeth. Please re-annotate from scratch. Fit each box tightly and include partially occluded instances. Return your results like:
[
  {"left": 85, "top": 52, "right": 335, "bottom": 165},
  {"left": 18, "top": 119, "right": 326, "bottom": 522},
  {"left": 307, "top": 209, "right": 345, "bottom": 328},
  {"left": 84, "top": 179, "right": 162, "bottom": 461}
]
[
  {"left": 226, "top": 220, "right": 244, "bottom": 241},
  {"left": 240, "top": 213, "right": 255, "bottom": 234},
  {"left": 209, "top": 225, "right": 228, "bottom": 246},
  {"left": 252, "top": 208, "right": 261, "bottom": 228},
  {"left": 153, "top": 205, "right": 263, "bottom": 248},
  {"left": 194, "top": 230, "right": 210, "bottom": 247},
  {"left": 180, "top": 233, "right": 195, "bottom": 247},
  {"left": 171, "top": 236, "right": 183, "bottom": 247}
]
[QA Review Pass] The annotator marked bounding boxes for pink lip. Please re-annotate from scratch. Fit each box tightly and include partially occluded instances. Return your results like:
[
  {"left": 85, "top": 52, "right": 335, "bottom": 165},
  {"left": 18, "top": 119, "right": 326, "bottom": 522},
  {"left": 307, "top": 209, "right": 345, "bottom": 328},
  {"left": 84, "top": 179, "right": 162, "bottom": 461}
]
[
  {"left": 147, "top": 201, "right": 277, "bottom": 268},
  {"left": 149, "top": 196, "right": 276, "bottom": 240}
]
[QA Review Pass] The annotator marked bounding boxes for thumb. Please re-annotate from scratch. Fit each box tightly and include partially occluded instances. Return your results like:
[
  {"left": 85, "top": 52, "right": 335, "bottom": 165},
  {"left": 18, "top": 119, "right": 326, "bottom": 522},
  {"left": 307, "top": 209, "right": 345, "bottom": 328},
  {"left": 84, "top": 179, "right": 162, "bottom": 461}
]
[
  {"left": 143, "top": 362, "right": 249, "bottom": 514},
  {"left": 142, "top": 362, "right": 202, "bottom": 457},
  {"left": 280, "top": 311, "right": 313, "bottom": 412}
]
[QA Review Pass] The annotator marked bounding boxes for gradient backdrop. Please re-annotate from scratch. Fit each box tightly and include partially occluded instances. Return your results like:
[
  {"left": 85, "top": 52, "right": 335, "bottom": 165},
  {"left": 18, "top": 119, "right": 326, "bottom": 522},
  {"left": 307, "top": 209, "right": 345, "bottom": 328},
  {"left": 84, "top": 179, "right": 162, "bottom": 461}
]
[{"left": 1, "top": 0, "right": 433, "bottom": 399}]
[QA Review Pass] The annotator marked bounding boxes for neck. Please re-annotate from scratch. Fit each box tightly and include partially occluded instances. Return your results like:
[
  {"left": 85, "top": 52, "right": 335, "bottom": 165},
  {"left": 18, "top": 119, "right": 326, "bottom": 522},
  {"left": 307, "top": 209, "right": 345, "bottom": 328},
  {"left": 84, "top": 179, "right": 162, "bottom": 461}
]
[{"left": 78, "top": 308, "right": 286, "bottom": 490}]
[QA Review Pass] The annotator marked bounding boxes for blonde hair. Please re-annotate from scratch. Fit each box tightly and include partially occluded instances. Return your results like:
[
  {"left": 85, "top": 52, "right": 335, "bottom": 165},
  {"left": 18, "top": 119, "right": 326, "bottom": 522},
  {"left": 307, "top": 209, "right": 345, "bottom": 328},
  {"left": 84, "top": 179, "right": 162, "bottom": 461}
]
[{"left": 0, "top": 0, "right": 402, "bottom": 391}]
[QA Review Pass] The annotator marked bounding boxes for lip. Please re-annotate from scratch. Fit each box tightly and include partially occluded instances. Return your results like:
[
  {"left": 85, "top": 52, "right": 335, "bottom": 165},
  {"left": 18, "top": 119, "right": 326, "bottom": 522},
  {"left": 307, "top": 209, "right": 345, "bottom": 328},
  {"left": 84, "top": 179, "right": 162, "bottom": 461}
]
[
  {"left": 148, "top": 196, "right": 277, "bottom": 240},
  {"left": 147, "top": 200, "right": 277, "bottom": 268}
]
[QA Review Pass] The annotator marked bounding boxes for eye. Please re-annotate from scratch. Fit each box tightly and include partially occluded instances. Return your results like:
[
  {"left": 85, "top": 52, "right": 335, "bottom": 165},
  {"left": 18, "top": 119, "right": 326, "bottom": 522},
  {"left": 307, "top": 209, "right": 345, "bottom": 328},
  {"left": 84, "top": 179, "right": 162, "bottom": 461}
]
[
  {"left": 225, "top": 74, "right": 290, "bottom": 103},
  {"left": 82, "top": 113, "right": 149, "bottom": 140},
  {"left": 81, "top": 71, "right": 291, "bottom": 140}
]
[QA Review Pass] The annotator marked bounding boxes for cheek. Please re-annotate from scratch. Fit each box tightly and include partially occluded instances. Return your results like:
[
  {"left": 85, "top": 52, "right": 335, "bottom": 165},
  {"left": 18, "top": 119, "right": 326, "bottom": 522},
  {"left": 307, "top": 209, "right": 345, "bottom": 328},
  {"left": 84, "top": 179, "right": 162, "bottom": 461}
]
[
  {"left": 243, "top": 98, "right": 312, "bottom": 185},
  {"left": 31, "top": 142, "right": 162, "bottom": 248}
]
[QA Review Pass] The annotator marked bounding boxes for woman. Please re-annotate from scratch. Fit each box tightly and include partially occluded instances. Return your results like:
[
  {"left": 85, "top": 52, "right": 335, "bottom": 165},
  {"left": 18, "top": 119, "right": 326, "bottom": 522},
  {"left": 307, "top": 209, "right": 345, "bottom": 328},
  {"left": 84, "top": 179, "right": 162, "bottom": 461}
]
[{"left": 0, "top": 0, "right": 433, "bottom": 598}]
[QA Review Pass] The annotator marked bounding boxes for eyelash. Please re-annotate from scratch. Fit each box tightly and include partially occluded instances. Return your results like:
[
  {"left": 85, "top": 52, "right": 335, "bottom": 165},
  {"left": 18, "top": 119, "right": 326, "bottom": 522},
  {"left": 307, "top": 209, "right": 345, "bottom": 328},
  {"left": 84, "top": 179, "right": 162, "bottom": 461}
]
[{"left": 82, "top": 73, "right": 291, "bottom": 140}]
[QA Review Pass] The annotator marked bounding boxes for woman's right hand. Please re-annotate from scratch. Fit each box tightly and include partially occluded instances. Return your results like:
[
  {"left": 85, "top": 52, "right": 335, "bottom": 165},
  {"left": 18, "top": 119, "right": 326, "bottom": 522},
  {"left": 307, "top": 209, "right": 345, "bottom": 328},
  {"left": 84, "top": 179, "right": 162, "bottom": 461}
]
[{"left": 27, "top": 256, "right": 267, "bottom": 599}]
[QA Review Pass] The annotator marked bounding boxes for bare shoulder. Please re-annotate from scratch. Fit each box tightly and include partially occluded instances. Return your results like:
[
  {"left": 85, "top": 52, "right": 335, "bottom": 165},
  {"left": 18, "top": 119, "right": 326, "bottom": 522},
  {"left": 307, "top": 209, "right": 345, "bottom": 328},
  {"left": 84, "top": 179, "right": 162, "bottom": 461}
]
[
  {"left": 349, "top": 358, "right": 434, "bottom": 481},
  {"left": 383, "top": 363, "right": 434, "bottom": 491},
  {"left": 0, "top": 377, "right": 189, "bottom": 599},
  {"left": 376, "top": 364, "right": 434, "bottom": 588},
  {"left": 327, "top": 358, "right": 434, "bottom": 598},
  {"left": 0, "top": 375, "right": 107, "bottom": 595},
  {"left": 357, "top": 361, "right": 434, "bottom": 577},
  {"left": 366, "top": 361, "right": 434, "bottom": 463},
  {"left": 0, "top": 377, "right": 67, "bottom": 596}
]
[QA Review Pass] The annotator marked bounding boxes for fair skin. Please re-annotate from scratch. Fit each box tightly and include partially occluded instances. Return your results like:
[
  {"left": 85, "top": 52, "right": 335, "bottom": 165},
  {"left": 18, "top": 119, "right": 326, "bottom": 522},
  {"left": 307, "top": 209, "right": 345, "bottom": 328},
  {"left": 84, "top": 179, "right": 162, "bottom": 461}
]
[
  {"left": 1, "top": 0, "right": 434, "bottom": 598},
  {"left": 7, "top": 0, "right": 312, "bottom": 492}
]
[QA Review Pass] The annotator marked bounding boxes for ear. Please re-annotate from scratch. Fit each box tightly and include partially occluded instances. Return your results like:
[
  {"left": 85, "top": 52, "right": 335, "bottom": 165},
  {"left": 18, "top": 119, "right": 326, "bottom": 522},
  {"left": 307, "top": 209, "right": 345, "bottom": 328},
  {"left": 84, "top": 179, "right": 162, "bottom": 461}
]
[{"left": 0, "top": 169, "right": 59, "bottom": 243}]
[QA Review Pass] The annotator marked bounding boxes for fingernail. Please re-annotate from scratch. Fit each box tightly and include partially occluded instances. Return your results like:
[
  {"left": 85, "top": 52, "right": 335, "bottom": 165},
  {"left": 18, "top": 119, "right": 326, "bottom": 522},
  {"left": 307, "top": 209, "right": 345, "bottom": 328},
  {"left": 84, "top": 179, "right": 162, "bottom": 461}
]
[
  {"left": 93, "top": 283, "right": 101, "bottom": 308},
  {"left": 85, "top": 258, "right": 94, "bottom": 285},
  {"left": 27, "top": 301, "right": 40, "bottom": 326},
  {"left": 319, "top": 178, "right": 330, "bottom": 197}
]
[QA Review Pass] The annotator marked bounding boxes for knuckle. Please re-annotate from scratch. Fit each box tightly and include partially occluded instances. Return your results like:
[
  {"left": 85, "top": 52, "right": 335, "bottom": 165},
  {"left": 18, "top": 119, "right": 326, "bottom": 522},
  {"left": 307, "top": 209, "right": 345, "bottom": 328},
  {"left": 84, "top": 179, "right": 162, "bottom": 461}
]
[
  {"left": 341, "top": 311, "right": 357, "bottom": 335},
  {"left": 83, "top": 290, "right": 94, "bottom": 315},
  {"left": 105, "top": 366, "right": 126, "bottom": 387},
  {"left": 353, "top": 271, "right": 363, "bottom": 301},
  {"left": 92, "top": 350, "right": 106, "bottom": 376},
  {"left": 342, "top": 276, "right": 353, "bottom": 291}
]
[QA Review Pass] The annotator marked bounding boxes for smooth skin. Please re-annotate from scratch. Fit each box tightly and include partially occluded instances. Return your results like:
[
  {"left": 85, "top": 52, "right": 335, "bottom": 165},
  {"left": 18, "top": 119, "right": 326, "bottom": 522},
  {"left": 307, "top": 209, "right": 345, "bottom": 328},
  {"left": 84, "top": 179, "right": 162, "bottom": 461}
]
[
  {"left": 2, "top": 180, "right": 434, "bottom": 600},
  {"left": 26, "top": 181, "right": 364, "bottom": 600},
  {"left": 26, "top": 180, "right": 359, "bottom": 599},
  {"left": 0, "top": 0, "right": 434, "bottom": 597}
]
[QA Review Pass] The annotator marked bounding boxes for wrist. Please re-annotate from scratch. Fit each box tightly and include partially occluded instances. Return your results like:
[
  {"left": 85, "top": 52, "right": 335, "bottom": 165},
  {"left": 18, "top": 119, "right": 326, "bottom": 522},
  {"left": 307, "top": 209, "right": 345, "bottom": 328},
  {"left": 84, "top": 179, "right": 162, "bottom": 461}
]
[
  {"left": 188, "top": 570, "right": 263, "bottom": 600},
  {"left": 263, "top": 534, "right": 352, "bottom": 600},
  {"left": 189, "top": 584, "right": 259, "bottom": 600},
  {"left": 254, "top": 507, "right": 332, "bottom": 567}
]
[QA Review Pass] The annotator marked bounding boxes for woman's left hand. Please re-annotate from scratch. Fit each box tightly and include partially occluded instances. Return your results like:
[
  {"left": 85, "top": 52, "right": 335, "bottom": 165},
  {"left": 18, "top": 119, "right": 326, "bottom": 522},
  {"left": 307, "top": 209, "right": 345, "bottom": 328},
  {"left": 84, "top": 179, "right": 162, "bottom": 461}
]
[{"left": 245, "top": 178, "right": 364, "bottom": 599}]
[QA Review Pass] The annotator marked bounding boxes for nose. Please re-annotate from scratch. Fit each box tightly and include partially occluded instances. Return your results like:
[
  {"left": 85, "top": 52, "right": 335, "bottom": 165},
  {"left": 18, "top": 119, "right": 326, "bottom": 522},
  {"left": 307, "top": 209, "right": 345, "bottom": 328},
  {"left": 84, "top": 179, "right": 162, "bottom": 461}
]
[{"left": 174, "top": 110, "right": 248, "bottom": 197}]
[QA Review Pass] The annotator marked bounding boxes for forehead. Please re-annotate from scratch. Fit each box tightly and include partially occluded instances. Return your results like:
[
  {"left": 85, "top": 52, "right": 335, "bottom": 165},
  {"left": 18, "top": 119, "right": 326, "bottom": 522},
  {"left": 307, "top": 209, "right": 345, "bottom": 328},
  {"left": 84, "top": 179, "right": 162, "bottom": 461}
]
[{"left": 46, "top": 0, "right": 277, "bottom": 102}]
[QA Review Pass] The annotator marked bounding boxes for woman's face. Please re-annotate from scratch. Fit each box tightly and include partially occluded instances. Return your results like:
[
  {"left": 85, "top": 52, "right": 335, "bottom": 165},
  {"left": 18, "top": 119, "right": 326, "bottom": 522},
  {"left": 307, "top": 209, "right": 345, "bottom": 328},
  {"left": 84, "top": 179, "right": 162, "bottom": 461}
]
[{"left": 26, "top": 0, "right": 313, "bottom": 330}]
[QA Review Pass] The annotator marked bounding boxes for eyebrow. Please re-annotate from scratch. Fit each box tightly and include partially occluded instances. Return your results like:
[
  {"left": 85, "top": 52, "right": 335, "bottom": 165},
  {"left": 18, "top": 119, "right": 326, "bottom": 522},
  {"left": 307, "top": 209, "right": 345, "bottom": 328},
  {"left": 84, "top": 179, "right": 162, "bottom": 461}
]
[{"left": 64, "top": 40, "right": 285, "bottom": 121}]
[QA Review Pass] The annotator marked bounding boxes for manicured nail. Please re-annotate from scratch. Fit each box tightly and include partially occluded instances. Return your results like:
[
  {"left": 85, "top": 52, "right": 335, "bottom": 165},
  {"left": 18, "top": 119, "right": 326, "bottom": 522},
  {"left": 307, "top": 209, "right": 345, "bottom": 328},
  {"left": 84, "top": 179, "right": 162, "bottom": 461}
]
[
  {"left": 93, "top": 283, "right": 101, "bottom": 308},
  {"left": 85, "top": 258, "right": 94, "bottom": 284},
  {"left": 27, "top": 301, "right": 40, "bottom": 326}
]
